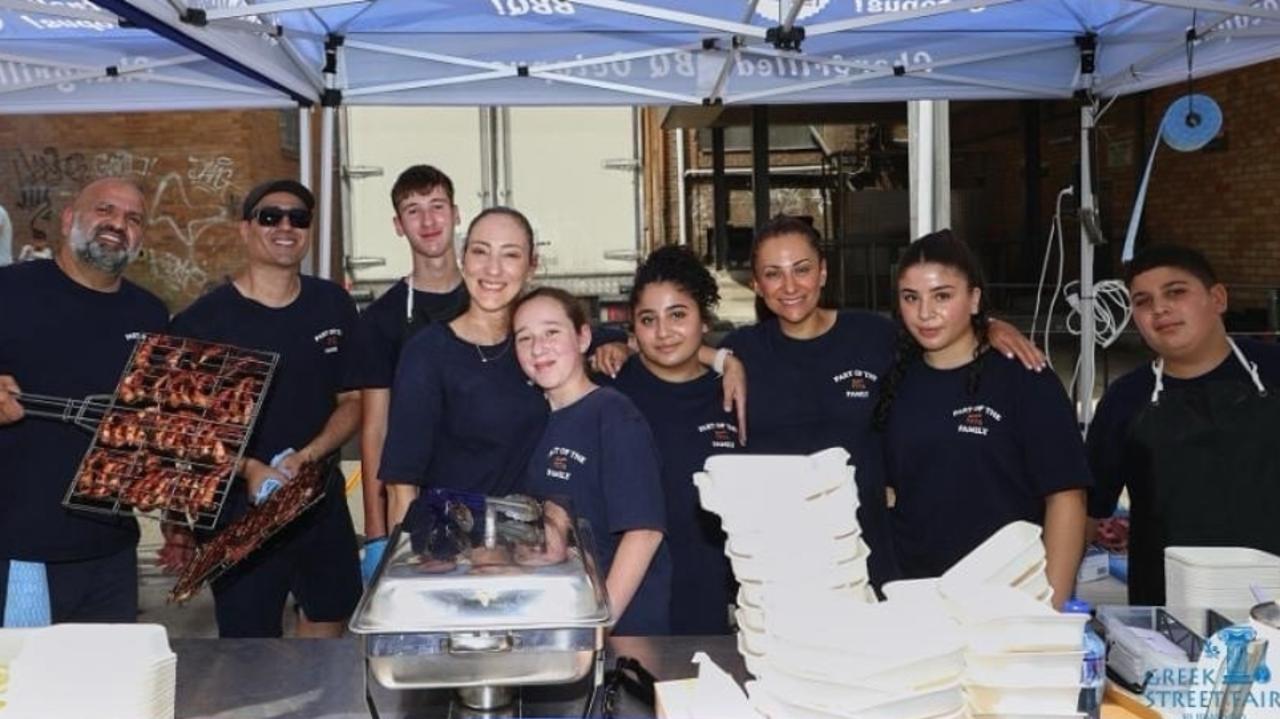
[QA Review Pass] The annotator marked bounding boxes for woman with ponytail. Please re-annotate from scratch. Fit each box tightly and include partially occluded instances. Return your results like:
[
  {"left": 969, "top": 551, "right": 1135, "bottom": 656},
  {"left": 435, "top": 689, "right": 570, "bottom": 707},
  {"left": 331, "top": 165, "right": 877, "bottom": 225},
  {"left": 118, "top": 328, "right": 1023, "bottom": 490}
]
[
  {"left": 720, "top": 217, "right": 1045, "bottom": 590},
  {"left": 873, "top": 230, "right": 1088, "bottom": 608}
]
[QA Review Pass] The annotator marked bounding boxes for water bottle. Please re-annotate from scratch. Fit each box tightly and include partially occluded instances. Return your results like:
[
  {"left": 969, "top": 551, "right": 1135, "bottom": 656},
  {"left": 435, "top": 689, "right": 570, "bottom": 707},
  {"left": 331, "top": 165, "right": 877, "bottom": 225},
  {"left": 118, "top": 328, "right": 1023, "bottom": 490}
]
[{"left": 1064, "top": 598, "right": 1105, "bottom": 718}]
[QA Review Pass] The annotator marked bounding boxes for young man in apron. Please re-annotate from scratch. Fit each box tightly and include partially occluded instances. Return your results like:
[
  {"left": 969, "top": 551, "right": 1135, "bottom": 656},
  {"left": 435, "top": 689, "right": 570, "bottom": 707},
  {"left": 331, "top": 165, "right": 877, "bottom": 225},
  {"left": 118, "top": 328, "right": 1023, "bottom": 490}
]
[
  {"left": 1087, "top": 245, "right": 1280, "bottom": 606},
  {"left": 348, "top": 166, "right": 467, "bottom": 580}
]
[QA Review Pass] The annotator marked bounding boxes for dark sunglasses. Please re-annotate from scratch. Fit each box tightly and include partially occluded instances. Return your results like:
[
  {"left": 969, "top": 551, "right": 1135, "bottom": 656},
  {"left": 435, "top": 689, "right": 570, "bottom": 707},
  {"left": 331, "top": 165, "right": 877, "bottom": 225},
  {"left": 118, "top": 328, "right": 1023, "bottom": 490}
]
[{"left": 253, "top": 206, "right": 313, "bottom": 229}]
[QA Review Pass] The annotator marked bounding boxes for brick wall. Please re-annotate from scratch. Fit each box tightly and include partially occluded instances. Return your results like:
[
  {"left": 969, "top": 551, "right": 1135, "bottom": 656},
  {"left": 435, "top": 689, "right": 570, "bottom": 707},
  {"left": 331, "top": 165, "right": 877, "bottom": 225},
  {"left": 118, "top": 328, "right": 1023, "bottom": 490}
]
[
  {"left": 0, "top": 109, "right": 301, "bottom": 312},
  {"left": 950, "top": 57, "right": 1280, "bottom": 310}
]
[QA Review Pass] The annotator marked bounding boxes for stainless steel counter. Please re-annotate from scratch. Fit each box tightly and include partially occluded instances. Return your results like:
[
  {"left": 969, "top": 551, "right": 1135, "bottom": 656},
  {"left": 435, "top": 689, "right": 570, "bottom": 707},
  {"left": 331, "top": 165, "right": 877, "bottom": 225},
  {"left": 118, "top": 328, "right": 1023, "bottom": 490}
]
[
  {"left": 174, "top": 638, "right": 369, "bottom": 719},
  {"left": 173, "top": 635, "right": 742, "bottom": 719}
]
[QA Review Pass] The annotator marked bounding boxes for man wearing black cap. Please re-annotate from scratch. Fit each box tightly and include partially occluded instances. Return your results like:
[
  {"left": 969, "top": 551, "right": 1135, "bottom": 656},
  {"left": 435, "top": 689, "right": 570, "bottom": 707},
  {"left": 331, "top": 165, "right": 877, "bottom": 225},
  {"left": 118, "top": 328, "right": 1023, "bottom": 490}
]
[{"left": 166, "top": 179, "right": 363, "bottom": 638}]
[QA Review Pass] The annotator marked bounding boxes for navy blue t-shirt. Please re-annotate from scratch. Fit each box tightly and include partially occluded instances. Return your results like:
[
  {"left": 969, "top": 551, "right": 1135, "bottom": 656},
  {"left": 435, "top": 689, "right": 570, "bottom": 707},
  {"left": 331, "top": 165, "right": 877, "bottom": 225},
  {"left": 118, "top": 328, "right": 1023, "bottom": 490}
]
[
  {"left": 0, "top": 260, "right": 168, "bottom": 562},
  {"left": 379, "top": 322, "right": 547, "bottom": 496},
  {"left": 348, "top": 280, "right": 468, "bottom": 389},
  {"left": 522, "top": 386, "right": 672, "bottom": 636},
  {"left": 884, "top": 351, "right": 1092, "bottom": 578},
  {"left": 721, "top": 311, "right": 899, "bottom": 586},
  {"left": 169, "top": 277, "right": 359, "bottom": 524},
  {"left": 610, "top": 359, "right": 737, "bottom": 635}
]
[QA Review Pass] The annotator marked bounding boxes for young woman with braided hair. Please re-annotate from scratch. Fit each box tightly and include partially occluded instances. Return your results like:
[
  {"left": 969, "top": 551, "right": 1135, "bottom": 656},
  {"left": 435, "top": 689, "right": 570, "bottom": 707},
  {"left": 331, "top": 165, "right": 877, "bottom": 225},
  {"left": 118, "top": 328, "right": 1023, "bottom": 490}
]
[{"left": 873, "top": 230, "right": 1088, "bottom": 608}]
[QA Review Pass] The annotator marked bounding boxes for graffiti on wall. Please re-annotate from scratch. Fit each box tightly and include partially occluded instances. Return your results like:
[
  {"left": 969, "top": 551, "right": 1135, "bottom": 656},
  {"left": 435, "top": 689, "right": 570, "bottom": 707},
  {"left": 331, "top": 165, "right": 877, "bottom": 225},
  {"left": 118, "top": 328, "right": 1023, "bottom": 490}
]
[{"left": 3, "top": 146, "right": 245, "bottom": 310}]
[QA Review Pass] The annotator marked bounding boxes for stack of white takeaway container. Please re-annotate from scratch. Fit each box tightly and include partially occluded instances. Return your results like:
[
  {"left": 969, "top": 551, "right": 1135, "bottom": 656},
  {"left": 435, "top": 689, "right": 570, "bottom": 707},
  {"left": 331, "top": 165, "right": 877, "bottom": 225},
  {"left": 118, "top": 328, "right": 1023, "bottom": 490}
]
[
  {"left": 0, "top": 623, "right": 176, "bottom": 719},
  {"left": 695, "top": 449, "right": 968, "bottom": 719}
]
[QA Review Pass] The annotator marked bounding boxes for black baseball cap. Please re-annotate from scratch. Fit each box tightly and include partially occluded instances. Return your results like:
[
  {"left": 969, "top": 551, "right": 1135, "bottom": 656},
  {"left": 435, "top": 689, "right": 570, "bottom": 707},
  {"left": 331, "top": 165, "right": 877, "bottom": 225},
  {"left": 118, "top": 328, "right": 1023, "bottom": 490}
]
[{"left": 242, "top": 179, "right": 315, "bottom": 220}]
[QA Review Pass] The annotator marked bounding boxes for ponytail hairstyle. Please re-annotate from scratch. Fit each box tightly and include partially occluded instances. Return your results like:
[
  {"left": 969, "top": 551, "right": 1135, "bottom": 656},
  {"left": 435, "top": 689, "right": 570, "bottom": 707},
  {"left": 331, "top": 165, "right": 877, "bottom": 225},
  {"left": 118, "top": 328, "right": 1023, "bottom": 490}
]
[
  {"left": 872, "top": 229, "right": 990, "bottom": 431},
  {"left": 750, "top": 215, "right": 824, "bottom": 322}
]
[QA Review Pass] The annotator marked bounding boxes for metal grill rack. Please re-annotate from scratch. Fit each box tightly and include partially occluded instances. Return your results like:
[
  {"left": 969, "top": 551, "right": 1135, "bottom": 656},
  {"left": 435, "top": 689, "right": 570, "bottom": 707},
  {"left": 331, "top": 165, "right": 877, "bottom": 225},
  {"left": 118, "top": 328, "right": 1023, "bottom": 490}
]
[
  {"left": 22, "top": 333, "right": 277, "bottom": 531},
  {"left": 169, "top": 459, "right": 331, "bottom": 604}
]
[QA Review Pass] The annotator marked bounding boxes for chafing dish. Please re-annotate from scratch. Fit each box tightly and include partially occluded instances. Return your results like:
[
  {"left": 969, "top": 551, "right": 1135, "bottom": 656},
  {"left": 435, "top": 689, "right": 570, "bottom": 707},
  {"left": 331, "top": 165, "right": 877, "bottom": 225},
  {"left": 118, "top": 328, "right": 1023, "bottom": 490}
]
[{"left": 349, "top": 492, "right": 613, "bottom": 710}]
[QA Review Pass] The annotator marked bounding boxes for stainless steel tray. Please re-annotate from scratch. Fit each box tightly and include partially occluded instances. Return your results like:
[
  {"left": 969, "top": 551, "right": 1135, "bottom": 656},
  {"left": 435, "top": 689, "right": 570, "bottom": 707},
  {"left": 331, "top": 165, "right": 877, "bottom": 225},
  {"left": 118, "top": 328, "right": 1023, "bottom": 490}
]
[
  {"left": 350, "top": 499, "right": 612, "bottom": 634},
  {"left": 350, "top": 496, "right": 612, "bottom": 695}
]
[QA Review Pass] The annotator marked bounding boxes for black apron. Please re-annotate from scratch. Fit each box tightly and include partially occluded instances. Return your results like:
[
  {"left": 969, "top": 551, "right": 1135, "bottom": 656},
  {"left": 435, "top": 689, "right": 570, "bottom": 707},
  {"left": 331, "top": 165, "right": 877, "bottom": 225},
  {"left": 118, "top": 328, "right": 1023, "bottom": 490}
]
[
  {"left": 1124, "top": 340, "right": 1280, "bottom": 605},
  {"left": 401, "top": 277, "right": 467, "bottom": 343}
]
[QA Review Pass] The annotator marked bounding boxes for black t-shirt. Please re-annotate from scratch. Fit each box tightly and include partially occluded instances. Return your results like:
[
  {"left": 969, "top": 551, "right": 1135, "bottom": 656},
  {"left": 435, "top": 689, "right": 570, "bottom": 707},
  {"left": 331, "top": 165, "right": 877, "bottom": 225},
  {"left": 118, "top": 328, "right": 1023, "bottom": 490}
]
[
  {"left": 522, "top": 386, "right": 671, "bottom": 636},
  {"left": 349, "top": 280, "right": 468, "bottom": 390},
  {"left": 884, "top": 351, "right": 1092, "bottom": 578},
  {"left": 721, "top": 311, "right": 899, "bottom": 586},
  {"left": 379, "top": 322, "right": 548, "bottom": 496},
  {"left": 169, "top": 277, "right": 359, "bottom": 524},
  {"left": 0, "top": 260, "right": 168, "bottom": 562},
  {"left": 610, "top": 358, "right": 737, "bottom": 635}
]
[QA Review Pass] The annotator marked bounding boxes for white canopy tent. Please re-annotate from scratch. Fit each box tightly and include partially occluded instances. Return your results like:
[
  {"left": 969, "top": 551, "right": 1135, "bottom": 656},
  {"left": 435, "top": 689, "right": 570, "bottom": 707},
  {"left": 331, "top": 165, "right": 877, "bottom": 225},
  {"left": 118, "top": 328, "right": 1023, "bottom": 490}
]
[{"left": 12, "top": 0, "right": 1280, "bottom": 422}]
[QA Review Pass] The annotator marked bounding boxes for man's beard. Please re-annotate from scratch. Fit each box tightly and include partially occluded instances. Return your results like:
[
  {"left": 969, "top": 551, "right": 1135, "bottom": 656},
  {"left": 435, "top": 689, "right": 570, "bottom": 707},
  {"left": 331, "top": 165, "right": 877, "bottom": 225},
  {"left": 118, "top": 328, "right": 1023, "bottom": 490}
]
[{"left": 69, "top": 217, "right": 137, "bottom": 275}]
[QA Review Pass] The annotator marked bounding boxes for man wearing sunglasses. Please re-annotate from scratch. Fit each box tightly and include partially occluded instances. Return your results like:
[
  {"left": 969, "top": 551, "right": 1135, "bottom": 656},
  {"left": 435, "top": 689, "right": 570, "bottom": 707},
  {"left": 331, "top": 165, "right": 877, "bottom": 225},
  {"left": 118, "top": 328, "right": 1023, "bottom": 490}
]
[
  {"left": 166, "top": 179, "right": 363, "bottom": 638},
  {"left": 0, "top": 178, "right": 168, "bottom": 627}
]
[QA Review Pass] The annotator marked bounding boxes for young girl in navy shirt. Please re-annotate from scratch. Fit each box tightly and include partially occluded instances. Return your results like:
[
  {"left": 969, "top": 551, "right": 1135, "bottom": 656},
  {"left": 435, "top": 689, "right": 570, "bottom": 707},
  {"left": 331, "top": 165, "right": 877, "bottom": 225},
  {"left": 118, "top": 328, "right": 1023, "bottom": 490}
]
[
  {"left": 514, "top": 288, "right": 671, "bottom": 636},
  {"left": 611, "top": 246, "right": 737, "bottom": 634},
  {"left": 873, "top": 230, "right": 1089, "bottom": 607}
]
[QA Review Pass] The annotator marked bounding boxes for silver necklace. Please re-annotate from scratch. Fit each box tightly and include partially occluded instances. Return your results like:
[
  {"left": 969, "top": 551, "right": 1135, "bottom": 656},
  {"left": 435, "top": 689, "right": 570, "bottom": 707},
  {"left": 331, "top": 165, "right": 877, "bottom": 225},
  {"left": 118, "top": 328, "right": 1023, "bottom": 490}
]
[{"left": 475, "top": 336, "right": 512, "bottom": 364}]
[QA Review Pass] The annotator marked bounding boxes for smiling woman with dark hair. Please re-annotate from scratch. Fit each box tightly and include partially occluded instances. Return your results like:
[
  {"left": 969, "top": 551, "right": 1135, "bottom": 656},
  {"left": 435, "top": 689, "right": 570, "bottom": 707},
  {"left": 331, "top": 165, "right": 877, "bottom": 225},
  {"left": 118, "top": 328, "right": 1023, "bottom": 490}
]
[
  {"left": 379, "top": 207, "right": 548, "bottom": 531},
  {"left": 874, "top": 230, "right": 1089, "bottom": 608}
]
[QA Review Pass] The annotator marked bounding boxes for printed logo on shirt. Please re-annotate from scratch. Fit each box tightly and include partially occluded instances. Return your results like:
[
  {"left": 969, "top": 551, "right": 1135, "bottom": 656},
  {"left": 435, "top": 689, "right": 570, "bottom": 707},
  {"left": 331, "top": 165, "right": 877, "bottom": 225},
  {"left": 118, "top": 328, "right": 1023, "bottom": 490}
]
[
  {"left": 545, "top": 446, "right": 587, "bottom": 481},
  {"left": 832, "top": 368, "right": 879, "bottom": 399},
  {"left": 314, "top": 328, "right": 343, "bottom": 354},
  {"left": 953, "top": 404, "right": 1003, "bottom": 437},
  {"left": 125, "top": 331, "right": 147, "bottom": 342},
  {"left": 697, "top": 421, "right": 739, "bottom": 450}
]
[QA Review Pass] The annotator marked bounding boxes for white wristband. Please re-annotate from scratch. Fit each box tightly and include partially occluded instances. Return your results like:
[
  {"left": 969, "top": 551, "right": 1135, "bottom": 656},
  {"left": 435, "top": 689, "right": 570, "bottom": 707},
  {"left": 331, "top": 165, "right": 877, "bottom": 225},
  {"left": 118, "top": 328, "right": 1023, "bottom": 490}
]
[{"left": 712, "top": 347, "right": 733, "bottom": 375}]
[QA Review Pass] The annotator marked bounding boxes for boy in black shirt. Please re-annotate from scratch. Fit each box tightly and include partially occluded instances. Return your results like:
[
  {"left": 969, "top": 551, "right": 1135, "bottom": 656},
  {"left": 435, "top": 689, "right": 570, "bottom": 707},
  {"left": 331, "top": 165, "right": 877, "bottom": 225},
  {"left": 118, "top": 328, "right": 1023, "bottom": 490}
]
[{"left": 1088, "top": 245, "right": 1280, "bottom": 605}]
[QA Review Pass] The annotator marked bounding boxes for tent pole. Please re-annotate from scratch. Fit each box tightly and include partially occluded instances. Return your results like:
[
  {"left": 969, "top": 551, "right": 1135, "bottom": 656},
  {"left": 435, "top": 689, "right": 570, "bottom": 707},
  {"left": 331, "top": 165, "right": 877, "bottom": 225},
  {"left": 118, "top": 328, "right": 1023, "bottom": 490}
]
[
  {"left": 1078, "top": 104, "right": 1097, "bottom": 428},
  {"left": 909, "top": 101, "right": 932, "bottom": 238},
  {"left": 320, "top": 103, "right": 335, "bottom": 281},
  {"left": 908, "top": 100, "right": 951, "bottom": 241},
  {"left": 299, "top": 106, "right": 313, "bottom": 190},
  {"left": 676, "top": 128, "right": 688, "bottom": 246},
  {"left": 299, "top": 105, "right": 315, "bottom": 276}
]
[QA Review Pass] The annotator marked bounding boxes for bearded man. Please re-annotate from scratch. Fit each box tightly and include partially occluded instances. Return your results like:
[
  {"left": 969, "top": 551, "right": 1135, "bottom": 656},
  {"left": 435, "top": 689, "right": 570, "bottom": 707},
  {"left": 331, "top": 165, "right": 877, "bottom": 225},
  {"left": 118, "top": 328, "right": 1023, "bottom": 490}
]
[{"left": 0, "top": 178, "right": 168, "bottom": 625}]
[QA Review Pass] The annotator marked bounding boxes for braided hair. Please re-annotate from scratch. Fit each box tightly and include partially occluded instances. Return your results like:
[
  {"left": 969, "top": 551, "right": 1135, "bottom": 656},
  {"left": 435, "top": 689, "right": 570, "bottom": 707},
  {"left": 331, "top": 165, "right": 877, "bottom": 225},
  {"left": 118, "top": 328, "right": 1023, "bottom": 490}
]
[
  {"left": 872, "top": 229, "right": 990, "bottom": 431},
  {"left": 629, "top": 245, "right": 721, "bottom": 322}
]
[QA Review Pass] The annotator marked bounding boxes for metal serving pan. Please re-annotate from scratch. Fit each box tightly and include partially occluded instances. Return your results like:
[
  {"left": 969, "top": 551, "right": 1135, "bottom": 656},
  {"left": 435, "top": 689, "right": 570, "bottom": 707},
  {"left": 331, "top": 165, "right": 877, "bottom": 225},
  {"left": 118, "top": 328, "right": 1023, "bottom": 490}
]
[{"left": 349, "top": 495, "right": 612, "bottom": 700}]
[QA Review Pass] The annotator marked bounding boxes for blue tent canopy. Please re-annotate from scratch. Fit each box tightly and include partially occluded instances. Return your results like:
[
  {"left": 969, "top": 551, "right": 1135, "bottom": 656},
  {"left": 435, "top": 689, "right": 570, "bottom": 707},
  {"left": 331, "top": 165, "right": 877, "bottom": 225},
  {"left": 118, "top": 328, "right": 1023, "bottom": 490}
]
[
  {"left": 74, "top": 0, "right": 1280, "bottom": 106},
  {"left": 0, "top": 0, "right": 301, "bottom": 112}
]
